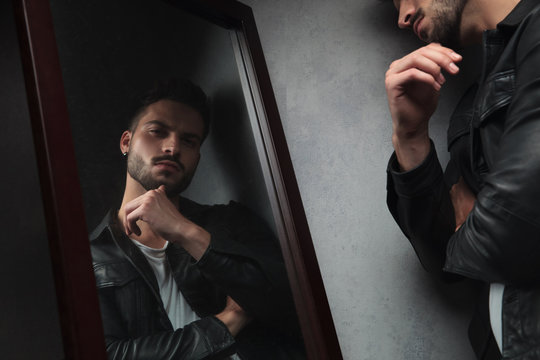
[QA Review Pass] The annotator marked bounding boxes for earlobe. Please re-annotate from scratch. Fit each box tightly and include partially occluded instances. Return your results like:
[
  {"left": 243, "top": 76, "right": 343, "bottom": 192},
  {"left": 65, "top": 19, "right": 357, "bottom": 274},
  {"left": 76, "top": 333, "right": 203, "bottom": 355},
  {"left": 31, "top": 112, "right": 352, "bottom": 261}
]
[{"left": 120, "top": 131, "right": 132, "bottom": 154}]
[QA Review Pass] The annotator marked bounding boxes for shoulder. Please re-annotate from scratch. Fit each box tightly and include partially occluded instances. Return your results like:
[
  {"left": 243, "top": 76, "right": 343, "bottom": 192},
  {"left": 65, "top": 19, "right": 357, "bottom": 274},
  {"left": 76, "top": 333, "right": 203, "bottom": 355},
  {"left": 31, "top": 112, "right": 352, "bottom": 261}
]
[
  {"left": 89, "top": 211, "right": 139, "bottom": 288},
  {"left": 180, "top": 196, "right": 254, "bottom": 223},
  {"left": 512, "top": 3, "right": 540, "bottom": 58},
  {"left": 89, "top": 210, "right": 126, "bottom": 266}
]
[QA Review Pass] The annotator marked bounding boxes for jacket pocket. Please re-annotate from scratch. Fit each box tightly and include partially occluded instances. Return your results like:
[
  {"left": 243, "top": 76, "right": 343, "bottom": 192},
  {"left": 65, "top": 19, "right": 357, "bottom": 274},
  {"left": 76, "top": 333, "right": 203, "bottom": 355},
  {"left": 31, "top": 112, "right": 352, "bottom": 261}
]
[
  {"left": 473, "top": 69, "right": 515, "bottom": 127},
  {"left": 94, "top": 261, "right": 140, "bottom": 288}
]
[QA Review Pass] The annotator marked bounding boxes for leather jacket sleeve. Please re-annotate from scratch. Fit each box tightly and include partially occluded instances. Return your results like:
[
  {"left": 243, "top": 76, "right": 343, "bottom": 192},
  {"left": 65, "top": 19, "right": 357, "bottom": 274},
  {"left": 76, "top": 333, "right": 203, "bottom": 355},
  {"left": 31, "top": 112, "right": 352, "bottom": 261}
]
[
  {"left": 386, "top": 143, "right": 456, "bottom": 280},
  {"left": 102, "top": 311, "right": 236, "bottom": 360},
  {"left": 387, "top": 10, "right": 540, "bottom": 286},
  {"left": 195, "top": 202, "right": 301, "bottom": 339}
]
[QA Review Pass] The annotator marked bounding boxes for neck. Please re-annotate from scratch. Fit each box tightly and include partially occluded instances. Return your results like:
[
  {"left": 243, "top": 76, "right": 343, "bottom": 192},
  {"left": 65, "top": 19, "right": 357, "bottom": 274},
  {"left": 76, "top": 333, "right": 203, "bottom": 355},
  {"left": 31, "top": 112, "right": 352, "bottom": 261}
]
[
  {"left": 460, "top": 0, "right": 521, "bottom": 45},
  {"left": 117, "top": 174, "right": 180, "bottom": 249}
]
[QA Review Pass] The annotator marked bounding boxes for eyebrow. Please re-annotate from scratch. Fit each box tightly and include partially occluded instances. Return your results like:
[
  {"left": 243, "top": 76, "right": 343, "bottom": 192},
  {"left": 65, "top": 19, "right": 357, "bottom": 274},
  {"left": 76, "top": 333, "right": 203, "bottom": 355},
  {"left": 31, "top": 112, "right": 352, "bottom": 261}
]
[
  {"left": 143, "top": 120, "right": 202, "bottom": 141},
  {"left": 143, "top": 119, "right": 171, "bottom": 129}
]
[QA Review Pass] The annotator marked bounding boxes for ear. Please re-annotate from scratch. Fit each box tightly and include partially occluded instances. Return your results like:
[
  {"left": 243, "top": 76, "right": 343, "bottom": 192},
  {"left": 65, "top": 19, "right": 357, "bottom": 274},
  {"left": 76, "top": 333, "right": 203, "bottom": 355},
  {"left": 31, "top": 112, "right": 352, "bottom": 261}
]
[{"left": 120, "top": 131, "right": 132, "bottom": 154}]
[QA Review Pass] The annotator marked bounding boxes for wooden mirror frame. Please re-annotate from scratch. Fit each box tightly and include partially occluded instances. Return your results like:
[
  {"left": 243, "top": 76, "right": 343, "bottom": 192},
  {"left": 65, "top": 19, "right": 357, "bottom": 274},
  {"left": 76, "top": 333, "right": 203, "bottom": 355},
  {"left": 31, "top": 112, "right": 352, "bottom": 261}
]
[{"left": 14, "top": 0, "right": 343, "bottom": 359}]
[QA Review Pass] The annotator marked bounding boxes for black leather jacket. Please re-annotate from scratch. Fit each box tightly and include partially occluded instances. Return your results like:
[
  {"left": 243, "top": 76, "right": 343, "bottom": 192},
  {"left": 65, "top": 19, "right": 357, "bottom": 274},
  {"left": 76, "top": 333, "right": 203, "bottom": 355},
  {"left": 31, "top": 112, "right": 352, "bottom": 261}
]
[
  {"left": 90, "top": 197, "right": 305, "bottom": 360},
  {"left": 386, "top": 0, "right": 540, "bottom": 359}
]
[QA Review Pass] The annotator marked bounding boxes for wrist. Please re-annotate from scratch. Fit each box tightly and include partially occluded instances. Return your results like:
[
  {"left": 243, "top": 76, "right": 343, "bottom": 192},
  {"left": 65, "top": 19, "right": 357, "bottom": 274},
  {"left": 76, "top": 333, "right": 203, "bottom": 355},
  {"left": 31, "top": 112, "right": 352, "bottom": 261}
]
[
  {"left": 215, "top": 310, "right": 251, "bottom": 337},
  {"left": 173, "top": 222, "right": 210, "bottom": 260},
  {"left": 392, "top": 132, "right": 430, "bottom": 171}
]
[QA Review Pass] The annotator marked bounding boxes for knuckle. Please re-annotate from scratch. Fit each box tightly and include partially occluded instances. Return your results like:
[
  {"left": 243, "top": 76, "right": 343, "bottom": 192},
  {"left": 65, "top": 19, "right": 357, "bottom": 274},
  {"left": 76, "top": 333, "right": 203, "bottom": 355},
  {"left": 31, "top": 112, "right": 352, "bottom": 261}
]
[{"left": 413, "top": 52, "right": 424, "bottom": 61}]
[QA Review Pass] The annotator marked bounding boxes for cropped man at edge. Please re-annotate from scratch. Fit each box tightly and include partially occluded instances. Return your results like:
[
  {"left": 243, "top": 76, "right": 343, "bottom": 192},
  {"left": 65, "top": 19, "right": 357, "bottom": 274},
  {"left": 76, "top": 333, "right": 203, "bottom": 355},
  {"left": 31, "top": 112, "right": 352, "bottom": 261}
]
[
  {"left": 385, "top": 0, "right": 540, "bottom": 359},
  {"left": 89, "top": 79, "right": 305, "bottom": 359}
]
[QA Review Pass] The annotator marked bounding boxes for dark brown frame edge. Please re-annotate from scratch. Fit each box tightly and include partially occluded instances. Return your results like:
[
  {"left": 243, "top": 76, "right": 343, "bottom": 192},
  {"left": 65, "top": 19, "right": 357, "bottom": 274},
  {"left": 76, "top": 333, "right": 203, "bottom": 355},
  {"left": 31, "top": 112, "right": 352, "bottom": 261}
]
[
  {"left": 14, "top": 0, "right": 342, "bottom": 359},
  {"left": 13, "top": 0, "right": 107, "bottom": 359},
  {"left": 172, "top": 1, "right": 342, "bottom": 359}
]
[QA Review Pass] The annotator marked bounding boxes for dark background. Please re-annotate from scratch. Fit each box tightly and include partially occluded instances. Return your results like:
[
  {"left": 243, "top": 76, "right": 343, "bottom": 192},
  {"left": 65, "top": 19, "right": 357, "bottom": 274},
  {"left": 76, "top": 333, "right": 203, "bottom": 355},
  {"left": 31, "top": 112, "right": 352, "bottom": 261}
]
[
  {"left": 1, "top": 1, "right": 64, "bottom": 359},
  {"left": 49, "top": 0, "right": 274, "bottom": 232}
]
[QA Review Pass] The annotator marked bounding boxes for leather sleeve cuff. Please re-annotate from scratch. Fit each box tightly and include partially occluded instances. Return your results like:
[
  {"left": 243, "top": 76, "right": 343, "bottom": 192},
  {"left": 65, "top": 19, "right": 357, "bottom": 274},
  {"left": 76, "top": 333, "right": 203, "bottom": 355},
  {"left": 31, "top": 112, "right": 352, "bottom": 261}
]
[
  {"left": 387, "top": 140, "right": 444, "bottom": 197},
  {"left": 195, "top": 235, "right": 245, "bottom": 269},
  {"left": 193, "top": 316, "right": 236, "bottom": 356}
]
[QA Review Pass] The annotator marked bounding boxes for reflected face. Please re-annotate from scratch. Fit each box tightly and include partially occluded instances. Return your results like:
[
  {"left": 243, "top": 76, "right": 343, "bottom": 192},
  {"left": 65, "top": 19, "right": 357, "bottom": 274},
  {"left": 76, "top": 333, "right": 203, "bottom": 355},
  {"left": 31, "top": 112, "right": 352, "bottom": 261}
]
[
  {"left": 122, "top": 99, "right": 204, "bottom": 197},
  {"left": 393, "top": 0, "right": 468, "bottom": 47}
]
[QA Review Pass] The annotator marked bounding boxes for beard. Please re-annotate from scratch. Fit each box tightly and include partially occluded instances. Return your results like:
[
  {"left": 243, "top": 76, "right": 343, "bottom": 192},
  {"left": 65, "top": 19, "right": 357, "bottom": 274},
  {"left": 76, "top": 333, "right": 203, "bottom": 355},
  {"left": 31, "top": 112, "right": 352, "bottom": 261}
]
[
  {"left": 127, "top": 152, "right": 195, "bottom": 197},
  {"left": 421, "top": 0, "right": 468, "bottom": 48}
]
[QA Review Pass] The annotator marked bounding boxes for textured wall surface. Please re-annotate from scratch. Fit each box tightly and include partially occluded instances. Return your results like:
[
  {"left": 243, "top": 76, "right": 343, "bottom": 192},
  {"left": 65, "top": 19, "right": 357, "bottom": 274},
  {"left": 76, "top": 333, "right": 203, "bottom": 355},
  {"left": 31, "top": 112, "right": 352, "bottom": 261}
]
[{"left": 243, "top": 0, "right": 482, "bottom": 359}]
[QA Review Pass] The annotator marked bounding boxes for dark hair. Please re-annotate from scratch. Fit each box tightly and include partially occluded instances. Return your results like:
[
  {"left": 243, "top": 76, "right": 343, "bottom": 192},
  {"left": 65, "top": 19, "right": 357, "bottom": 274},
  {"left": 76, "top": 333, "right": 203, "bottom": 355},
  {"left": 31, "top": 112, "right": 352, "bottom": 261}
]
[{"left": 129, "top": 78, "right": 210, "bottom": 140}]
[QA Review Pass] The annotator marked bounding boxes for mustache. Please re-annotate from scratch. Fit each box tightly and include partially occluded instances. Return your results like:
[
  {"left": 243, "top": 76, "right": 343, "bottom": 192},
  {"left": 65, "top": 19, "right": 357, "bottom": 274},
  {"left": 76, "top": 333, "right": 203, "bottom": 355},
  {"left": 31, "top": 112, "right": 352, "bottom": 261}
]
[
  {"left": 152, "top": 155, "right": 184, "bottom": 171},
  {"left": 410, "top": 8, "right": 424, "bottom": 29}
]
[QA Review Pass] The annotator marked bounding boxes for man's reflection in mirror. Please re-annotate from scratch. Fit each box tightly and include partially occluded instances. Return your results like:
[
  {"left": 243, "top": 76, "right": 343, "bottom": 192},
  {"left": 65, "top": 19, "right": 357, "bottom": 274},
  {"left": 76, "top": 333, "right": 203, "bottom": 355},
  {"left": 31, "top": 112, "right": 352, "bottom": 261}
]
[{"left": 89, "top": 79, "right": 305, "bottom": 359}]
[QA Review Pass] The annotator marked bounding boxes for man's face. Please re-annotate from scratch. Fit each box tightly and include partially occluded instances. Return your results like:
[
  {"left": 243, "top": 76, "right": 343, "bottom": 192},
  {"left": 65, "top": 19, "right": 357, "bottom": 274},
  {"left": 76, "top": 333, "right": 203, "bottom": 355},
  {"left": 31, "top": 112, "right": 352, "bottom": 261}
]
[
  {"left": 121, "top": 99, "right": 204, "bottom": 197},
  {"left": 393, "top": 0, "right": 468, "bottom": 47}
]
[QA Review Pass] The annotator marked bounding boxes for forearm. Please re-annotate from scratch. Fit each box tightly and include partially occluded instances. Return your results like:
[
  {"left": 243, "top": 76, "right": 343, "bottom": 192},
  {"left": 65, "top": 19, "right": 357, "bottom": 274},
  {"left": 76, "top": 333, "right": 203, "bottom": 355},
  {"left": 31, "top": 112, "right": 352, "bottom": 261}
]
[
  {"left": 196, "top": 240, "right": 298, "bottom": 335},
  {"left": 444, "top": 185, "right": 540, "bottom": 285},
  {"left": 173, "top": 222, "right": 210, "bottom": 261},
  {"left": 386, "top": 142, "right": 456, "bottom": 276},
  {"left": 105, "top": 317, "right": 235, "bottom": 360},
  {"left": 197, "top": 204, "right": 300, "bottom": 337}
]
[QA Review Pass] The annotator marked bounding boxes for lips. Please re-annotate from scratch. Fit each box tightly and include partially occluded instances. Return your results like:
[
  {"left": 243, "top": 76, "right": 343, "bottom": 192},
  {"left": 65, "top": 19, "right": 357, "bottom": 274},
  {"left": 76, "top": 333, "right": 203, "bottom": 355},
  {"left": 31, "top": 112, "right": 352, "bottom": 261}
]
[
  {"left": 155, "top": 160, "right": 181, "bottom": 171},
  {"left": 413, "top": 16, "right": 424, "bottom": 40}
]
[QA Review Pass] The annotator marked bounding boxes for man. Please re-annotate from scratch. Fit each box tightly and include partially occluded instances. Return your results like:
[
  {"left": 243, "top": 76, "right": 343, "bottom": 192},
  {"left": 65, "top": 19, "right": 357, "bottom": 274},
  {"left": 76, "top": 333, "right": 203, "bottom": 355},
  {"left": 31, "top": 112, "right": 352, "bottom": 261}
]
[
  {"left": 90, "top": 79, "right": 304, "bottom": 359},
  {"left": 385, "top": 0, "right": 540, "bottom": 359}
]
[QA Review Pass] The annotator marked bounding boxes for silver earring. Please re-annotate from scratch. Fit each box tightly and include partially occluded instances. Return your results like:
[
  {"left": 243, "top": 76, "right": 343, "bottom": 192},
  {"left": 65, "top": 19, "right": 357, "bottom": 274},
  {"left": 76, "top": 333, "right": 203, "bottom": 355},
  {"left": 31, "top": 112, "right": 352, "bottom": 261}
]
[{"left": 123, "top": 152, "right": 128, "bottom": 156}]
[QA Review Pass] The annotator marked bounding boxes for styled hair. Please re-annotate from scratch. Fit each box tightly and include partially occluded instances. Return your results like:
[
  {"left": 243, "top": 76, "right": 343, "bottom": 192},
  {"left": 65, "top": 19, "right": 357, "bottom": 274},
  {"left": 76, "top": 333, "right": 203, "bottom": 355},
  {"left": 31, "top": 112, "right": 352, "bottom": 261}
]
[{"left": 129, "top": 78, "right": 210, "bottom": 140}]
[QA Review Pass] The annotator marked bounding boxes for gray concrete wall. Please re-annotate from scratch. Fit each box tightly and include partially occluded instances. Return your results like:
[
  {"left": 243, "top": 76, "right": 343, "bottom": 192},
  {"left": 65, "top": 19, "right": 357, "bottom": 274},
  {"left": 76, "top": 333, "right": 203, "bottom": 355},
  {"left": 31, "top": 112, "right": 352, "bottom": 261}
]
[{"left": 243, "top": 0, "right": 482, "bottom": 359}]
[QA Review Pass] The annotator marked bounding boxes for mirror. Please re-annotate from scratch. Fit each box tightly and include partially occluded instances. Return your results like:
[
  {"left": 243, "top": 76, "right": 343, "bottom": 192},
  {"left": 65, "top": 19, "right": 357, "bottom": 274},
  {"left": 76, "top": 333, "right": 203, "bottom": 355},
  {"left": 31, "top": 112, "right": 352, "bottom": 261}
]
[{"left": 15, "top": 0, "right": 342, "bottom": 359}]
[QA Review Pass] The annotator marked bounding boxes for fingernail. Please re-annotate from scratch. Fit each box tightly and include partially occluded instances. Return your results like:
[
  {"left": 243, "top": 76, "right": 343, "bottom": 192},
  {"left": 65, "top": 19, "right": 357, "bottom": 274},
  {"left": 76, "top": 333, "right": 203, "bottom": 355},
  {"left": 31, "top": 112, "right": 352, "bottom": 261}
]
[
  {"left": 449, "top": 63, "right": 459, "bottom": 72},
  {"left": 438, "top": 73, "right": 446, "bottom": 84},
  {"left": 450, "top": 52, "right": 462, "bottom": 61}
]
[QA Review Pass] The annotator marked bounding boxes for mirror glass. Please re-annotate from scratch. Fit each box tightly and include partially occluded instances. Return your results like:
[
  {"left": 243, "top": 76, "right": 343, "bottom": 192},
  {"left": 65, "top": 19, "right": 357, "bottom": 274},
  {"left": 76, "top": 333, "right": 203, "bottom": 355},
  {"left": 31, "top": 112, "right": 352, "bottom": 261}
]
[{"left": 48, "top": 0, "right": 305, "bottom": 357}]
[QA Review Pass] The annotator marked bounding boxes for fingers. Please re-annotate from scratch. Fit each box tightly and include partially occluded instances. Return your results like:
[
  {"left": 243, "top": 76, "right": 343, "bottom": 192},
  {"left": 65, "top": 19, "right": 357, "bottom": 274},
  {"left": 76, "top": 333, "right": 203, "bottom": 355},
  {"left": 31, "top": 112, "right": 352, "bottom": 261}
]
[
  {"left": 123, "top": 195, "right": 145, "bottom": 236},
  {"left": 123, "top": 186, "right": 166, "bottom": 236},
  {"left": 389, "top": 66, "right": 444, "bottom": 92},
  {"left": 387, "top": 43, "right": 462, "bottom": 83},
  {"left": 224, "top": 296, "right": 243, "bottom": 312},
  {"left": 125, "top": 206, "right": 143, "bottom": 236}
]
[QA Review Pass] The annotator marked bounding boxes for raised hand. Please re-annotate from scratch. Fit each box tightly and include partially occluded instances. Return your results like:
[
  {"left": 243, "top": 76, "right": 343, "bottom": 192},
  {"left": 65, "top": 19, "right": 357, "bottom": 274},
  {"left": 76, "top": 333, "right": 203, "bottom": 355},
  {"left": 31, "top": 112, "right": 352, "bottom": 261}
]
[
  {"left": 123, "top": 185, "right": 210, "bottom": 258},
  {"left": 385, "top": 43, "right": 462, "bottom": 170},
  {"left": 124, "top": 185, "right": 186, "bottom": 238}
]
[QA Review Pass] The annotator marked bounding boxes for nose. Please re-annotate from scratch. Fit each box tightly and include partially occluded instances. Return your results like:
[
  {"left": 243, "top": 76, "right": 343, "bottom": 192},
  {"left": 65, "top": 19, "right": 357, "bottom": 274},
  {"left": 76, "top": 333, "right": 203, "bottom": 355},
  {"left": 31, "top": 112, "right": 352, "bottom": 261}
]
[
  {"left": 397, "top": 2, "right": 415, "bottom": 29},
  {"left": 163, "top": 135, "right": 180, "bottom": 156}
]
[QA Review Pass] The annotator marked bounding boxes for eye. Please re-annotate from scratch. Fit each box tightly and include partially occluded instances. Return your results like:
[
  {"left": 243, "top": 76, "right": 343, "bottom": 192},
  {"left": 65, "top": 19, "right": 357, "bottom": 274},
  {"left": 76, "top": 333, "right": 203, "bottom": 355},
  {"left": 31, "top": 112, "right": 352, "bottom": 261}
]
[
  {"left": 148, "top": 128, "right": 165, "bottom": 136},
  {"left": 181, "top": 137, "right": 199, "bottom": 148}
]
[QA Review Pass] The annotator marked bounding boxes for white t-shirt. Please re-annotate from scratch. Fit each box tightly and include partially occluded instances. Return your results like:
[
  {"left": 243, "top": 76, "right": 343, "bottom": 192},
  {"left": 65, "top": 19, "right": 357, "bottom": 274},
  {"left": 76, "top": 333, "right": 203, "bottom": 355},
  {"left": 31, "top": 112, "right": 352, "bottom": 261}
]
[
  {"left": 489, "top": 283, "right": 505, "bottom": 352},
  {"left": 131, "top": 239, "right": 200, "bottom": 329}
]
